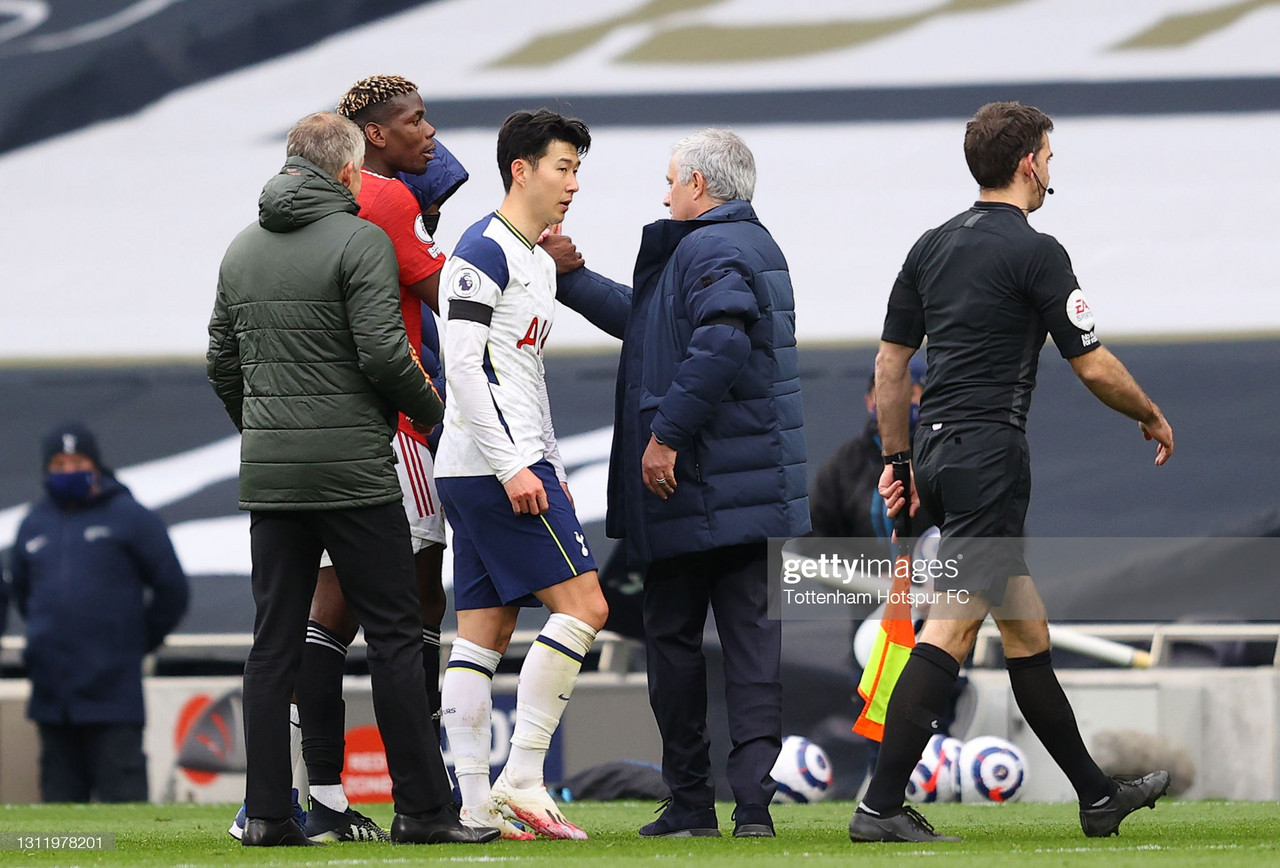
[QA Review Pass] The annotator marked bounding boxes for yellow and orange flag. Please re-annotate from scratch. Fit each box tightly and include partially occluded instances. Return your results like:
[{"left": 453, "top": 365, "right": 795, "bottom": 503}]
[{"left": 852, "top": 557, "right": 916, "bottom": 742}]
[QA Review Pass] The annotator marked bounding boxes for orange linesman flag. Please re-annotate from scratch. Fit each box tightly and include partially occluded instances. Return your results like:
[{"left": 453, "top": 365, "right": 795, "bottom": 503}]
[{"left": 853, "top": 561, "right": 916, "bottom": 742}]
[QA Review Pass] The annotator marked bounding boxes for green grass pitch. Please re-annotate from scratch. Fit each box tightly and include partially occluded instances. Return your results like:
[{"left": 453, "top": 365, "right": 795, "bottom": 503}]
[{"left": 1, "top": 800, "right": 1277, "bottom": 867}]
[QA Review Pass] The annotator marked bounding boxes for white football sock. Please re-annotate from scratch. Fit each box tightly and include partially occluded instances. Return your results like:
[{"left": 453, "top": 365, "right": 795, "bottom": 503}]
[
  {"left": 504, "top": 614, "right": 597, "bottom": 789},
  {"left": 288, "top": 702, "right": 309, "bottom": 801},
  {"left": 310, "top": 784, "right": 348, "bottom": 813},
  {"left": 443, "top": 638, "right": 502, "bottom": 812}
]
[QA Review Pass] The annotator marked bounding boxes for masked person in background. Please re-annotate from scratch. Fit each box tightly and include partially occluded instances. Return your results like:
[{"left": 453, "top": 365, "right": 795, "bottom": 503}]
[
  {"left": 810, "top": 358, "right": 930, "bottom": 540},
  {"left": 8, "top": 422, "right": 189, "bottom": 803}
]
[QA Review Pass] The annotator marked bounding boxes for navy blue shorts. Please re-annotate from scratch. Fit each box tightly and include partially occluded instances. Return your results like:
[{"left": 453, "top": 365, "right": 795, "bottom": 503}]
[{"left": 438, "top": 461, "right": 597, "bottom": 610}]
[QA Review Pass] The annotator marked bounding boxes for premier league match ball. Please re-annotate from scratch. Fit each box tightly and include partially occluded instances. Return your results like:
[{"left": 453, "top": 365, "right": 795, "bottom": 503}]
[
  {"left": 770, "top": 735, "right": 834, "bottom": 804},
  {"left": 958, "top": 736, "right": 1028, "bottom": 803},
  {"left": 905, "top": 734, "right": 962, "bottom": 803}
]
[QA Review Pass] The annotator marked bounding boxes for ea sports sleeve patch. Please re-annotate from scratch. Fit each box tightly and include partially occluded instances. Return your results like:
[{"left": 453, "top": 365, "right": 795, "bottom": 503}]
[{"left": 1030, "top": 237, "right": 1100, "bottom": 359}]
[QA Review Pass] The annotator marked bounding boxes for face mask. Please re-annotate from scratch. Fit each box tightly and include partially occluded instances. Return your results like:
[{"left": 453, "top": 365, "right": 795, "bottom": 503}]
[
  {"left": 45, "top": 470, "right": 95, "bottom": 505},
  {"left": 421, "top": 212, "right": 441, "bottom": 237}
]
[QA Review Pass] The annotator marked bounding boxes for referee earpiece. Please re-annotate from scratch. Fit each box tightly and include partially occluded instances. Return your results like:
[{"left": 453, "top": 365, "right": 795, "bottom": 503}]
[{"left": 1029, "top": 155, "right": 1054, "bottom": 196}]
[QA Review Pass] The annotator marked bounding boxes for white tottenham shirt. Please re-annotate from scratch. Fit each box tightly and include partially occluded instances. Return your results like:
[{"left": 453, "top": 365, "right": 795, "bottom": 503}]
[{"left": 435, "top": 212, "right": 566, "bottom": 484}]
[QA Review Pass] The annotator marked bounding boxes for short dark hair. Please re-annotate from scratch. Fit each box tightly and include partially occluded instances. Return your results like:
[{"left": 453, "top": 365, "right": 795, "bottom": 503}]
[
  {"left": 336, "top": 74, "right": 418, "bottom": 128},
  {"left": 964, "top": 102, "right": 1054, "bottom": 189},
  {"left": 496, "top": 109, "right": 591, "bottom": 192}
]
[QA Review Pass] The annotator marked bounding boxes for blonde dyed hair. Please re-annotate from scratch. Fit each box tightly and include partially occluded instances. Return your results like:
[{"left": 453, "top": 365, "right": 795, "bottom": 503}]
[{"left": 337, "top": 75, "right": 419, "bottom": 124}]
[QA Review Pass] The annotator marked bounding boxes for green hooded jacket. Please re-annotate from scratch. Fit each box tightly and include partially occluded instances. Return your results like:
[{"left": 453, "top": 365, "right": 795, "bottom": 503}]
[{"left": 207, "top": 156, "right": 443, "bottom": 510}]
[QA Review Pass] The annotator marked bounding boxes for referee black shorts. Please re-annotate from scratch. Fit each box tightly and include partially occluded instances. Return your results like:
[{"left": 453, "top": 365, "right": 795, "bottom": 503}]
[{"left": 914, "top": 421, "right": 1031, "bottom": 603}]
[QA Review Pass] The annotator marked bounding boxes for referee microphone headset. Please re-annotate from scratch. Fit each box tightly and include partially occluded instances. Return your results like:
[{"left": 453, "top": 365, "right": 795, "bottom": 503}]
[{"left": 1028, "top": 152, "right": 1054, "bottom": 196}]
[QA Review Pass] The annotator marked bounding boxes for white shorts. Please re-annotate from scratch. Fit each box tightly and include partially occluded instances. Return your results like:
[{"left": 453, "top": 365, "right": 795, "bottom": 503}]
[{"left": 320, "top": 431, "right": 446, "bottom": 568}]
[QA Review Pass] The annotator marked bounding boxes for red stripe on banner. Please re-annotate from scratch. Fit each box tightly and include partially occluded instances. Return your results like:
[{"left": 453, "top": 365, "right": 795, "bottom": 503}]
[{"left": 399, "top": 432, "right": 427, "bottom": 515}]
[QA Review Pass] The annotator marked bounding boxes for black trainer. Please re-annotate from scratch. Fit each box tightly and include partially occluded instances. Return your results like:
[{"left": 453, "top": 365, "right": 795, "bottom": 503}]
[
  {"left": 241, "top": 817, "right": 322, "bottom": 847},
  {"left": 305, "top": 799, "right": 390, "bottom": 842},
  {"left": 1080, "top": 771, "right": 1170, "bottom": 838},
  {"left": 391, "top": 808, "right": 501, "bottom": 844},
  {"left": 638, "top": 797, "right": 721, "bottom": 838},
  {"left": 732, "top": 804, "right": 775, "bottom": 838},
  {"left": 849, "top": 806, "right": 962, "bottom": 843}
]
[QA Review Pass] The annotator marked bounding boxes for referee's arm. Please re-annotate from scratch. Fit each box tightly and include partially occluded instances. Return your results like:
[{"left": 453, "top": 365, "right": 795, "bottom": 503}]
[
  {"left": 874, "top": 341, "right": 918, "bottom": 455},
  {"left": 874, "top": 340, "right": 921, "bottom": 519},
  {"left": 1069, "top": 347, "right": 1174, "bottom": 466}
]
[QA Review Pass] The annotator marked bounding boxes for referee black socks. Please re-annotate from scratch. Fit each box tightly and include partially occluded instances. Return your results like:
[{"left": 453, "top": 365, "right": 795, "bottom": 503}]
[
  {"left": 861, "top": 642, "right": 960, "bottom": 816},
  {"left": 1006, "top": 649, "right": 1117, "bottom": 807}
]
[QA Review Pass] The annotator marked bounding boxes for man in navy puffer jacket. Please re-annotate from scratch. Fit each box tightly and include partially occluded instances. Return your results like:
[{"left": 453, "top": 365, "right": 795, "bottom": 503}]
[
  {"left": 548, "top": 129, "right": 808, "bottom": 838},
  {"left": 8, "top": 422, "right": 188, "bottom": 802}
]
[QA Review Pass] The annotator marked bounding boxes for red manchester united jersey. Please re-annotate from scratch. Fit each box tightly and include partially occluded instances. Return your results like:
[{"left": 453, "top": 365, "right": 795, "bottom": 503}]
[{"left": 358, "top": 170, "right": 445, "bottom": 445}]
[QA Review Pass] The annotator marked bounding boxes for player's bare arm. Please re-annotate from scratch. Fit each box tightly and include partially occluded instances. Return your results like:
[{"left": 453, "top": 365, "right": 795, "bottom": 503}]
[
  {"left": 1069, "top": 347, "right": 1174, "bottom": 465},
  {"left": 403, "top": 273, "right": 442, "bottom": 314}
]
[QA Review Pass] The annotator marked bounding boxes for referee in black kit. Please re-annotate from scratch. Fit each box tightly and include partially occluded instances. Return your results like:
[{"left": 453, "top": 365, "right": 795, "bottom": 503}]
[{"left": 848, "top": 102, "right": 1175, "bottom": 844}]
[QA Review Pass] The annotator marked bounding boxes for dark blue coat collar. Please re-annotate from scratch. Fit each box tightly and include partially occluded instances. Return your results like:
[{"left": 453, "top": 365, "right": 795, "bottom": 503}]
[
  {"left": 398, "top": 139, "right": 469, "bottom": 211},
  {"left": 633, "top": 200, "right": 760, "bottom": 289},
  {"left": 644, "top": 199, "right": 759, "bottom": 243}
]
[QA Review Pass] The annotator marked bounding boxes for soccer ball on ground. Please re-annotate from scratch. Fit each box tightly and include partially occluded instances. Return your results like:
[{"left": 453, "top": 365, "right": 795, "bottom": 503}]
[
  {"left": 770, "top": 735, "right": 833, "bottom": 804},
  {"left": 958, "top": 735, "right": 1028, "bottom": 803},
  {"left": 905, "top": 734, "right": 962, "bottom": 803}
]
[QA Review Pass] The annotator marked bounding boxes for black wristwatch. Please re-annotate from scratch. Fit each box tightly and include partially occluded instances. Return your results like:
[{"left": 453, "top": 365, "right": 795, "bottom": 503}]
[{"left": 882, "top": 450, "right": 912, "bottom": 466}]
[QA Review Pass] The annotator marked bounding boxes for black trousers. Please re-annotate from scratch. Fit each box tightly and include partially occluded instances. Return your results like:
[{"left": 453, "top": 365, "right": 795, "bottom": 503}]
[
  {"left": 245, "top": 503, "right": 451, "bottom": 819},
  {"left": 643, "top": 541, "right": 781, "bottom": 808},
  {"left": 37, "top": 722, "right": 147, "bottom": 802}
]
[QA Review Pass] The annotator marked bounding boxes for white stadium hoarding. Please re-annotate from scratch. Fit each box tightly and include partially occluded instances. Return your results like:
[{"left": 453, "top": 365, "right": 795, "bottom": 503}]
[{"left": 1, "top": 0, "right": 1278, "bottom": 359}]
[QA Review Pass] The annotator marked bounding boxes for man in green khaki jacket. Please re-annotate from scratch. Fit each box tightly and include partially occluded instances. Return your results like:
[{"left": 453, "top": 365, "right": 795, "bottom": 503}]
[{"left": 207, "top": 111, "right": 496, "bottom": 848}]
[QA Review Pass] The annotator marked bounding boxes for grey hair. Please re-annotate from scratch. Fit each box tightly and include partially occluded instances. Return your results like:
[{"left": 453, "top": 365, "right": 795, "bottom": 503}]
[
  {"left": 672, "top": 128, "right": 756, "bottom": 202},
  {"left": 286, "top": 112, "right": 365, "bottom": 179}
]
